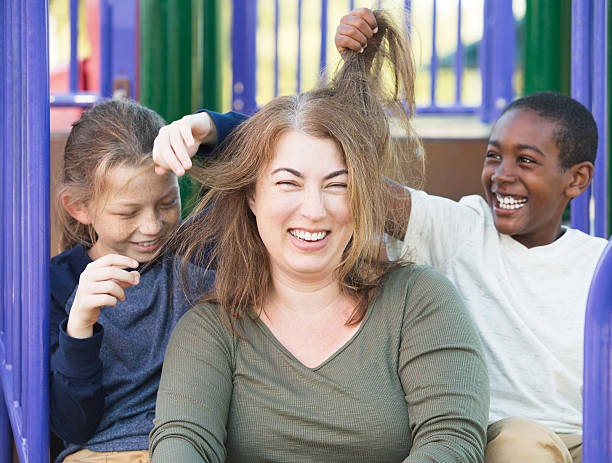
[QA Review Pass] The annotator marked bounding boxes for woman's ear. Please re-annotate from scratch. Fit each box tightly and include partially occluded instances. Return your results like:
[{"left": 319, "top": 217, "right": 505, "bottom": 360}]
[
  {"left": 61, "top": 193, "right": 92, "bottom": 225},
  {"left": 246, "top": 188, "right": 256, "bottom": 216},
  {"left": 565, "top": 161, "right": 594, "bottom": 199}
]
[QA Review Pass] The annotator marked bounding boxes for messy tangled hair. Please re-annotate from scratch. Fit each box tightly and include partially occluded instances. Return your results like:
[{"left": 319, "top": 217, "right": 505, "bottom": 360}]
[
  {"left": 501, "top": 91, "right": 598, "bottom": 169},
  {"left": 56, "top": 100, "right": 165, "bottom": 252},
  {"left": 174, "top": 10, "right": 422, "bottom": 325}
]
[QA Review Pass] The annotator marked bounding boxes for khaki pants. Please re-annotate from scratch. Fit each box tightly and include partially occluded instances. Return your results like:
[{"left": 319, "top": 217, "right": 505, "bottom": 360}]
[
  {"left": 62, "top": 449, "right": 150, "bottom": 463},
  {"left": 485, "top": 417, "right": 582, "bottom": 463}
]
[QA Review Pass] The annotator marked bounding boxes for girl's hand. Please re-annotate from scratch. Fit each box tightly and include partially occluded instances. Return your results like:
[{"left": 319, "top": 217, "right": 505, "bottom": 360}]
[
  {"left": 152, "top": 112, "right": 217, "bottom": 177},
  {"left": 66, "top": 254, "right": 140, "bottom": 339},
  {"left": 335, "top": 8, "right": 378, "bottom": 56}
]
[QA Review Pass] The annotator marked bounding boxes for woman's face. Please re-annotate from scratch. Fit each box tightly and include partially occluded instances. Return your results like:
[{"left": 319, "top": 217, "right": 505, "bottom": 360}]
[{"left": 248, "top": 130, "right": 353, "bottom": 285}]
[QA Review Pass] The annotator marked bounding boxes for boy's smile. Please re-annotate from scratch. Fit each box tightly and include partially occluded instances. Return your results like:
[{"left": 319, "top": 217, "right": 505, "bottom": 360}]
[{"left": 481, "top": 108, "right": 576, "bottom": 248}]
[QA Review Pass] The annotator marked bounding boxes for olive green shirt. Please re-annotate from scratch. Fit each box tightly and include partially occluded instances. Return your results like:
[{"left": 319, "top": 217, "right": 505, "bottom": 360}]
[{"left": 150, "top": 266, "right": 489, "bottom": 462}]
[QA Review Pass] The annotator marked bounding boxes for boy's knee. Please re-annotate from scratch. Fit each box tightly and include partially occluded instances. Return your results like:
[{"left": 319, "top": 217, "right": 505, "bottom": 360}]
[{"left": 485, "top": 417, "right": 573, "bottom": 463}]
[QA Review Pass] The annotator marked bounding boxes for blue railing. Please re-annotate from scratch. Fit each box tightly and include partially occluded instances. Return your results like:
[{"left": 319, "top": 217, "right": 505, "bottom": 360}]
[
  {"left": 0, "top": 0, "right": 50, "bottom": 461},
  {"left": 231, "top": 0, "right": 515, "bottom": 121}
]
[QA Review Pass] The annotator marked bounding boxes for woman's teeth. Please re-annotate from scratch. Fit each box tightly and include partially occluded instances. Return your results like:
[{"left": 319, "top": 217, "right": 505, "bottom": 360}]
[
  {"left": 496, "top": 193, "right": 527, "bottom": 210},
  {"left": 290, "top": 230, "right": 327, "bottom": 241}
]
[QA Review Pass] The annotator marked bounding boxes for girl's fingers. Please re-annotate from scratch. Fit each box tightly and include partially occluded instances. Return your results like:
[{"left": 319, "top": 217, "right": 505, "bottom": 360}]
[
  {"left": 88, "top": 267, "right": 140, "bottom": 286},
  {"left": 87, "top": 254, "right": 139, "bottom": 270},
  {"left": 178, "top": 121, "right": 195, "bottom": 148},
  {"left": 94, "top": 280, "right": 127, "bottom": 302},
  {"left": 168, "top": 128, "right": 192, "bottom": 172},
  {"left": 86, "top": 294, "right": 118, "bottom": 308}
]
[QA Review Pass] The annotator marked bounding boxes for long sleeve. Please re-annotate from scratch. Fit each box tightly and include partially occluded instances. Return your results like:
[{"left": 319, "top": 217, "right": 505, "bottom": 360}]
[
  {"left": 399, "top": 267, "right": 489, "bottom": 463},
  {"left": 50, "top": 311, "right": 105, "bottom": 443},
  {"left": 194, "top": 110, "right": 248, "bottom": 157},
  {"left": 149, "top": 305, "right": 234, "bottom": 462}
]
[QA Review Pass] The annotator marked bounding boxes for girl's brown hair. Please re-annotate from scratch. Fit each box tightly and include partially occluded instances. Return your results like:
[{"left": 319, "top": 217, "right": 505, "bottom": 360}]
[
  {"left": 55, "top": 100, "right": 165, "bottom": 252},
  {"left": 174, "top": 10, "right": 423, "bottom": 325}
]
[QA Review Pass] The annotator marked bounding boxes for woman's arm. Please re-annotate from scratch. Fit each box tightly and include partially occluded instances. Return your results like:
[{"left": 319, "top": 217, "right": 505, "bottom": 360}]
[
  {"left": 399, "top": 267, "right": 489, "bottom": 463},
  {"left": 149, "top": 305, "right": 234, "bottom": 462}
]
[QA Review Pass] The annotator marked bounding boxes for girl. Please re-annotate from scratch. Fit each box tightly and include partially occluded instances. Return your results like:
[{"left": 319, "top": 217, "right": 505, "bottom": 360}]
[
  {"left": 150, "top": 10, "right": 489, "bottom": 463},
  {"left": 49, "top": 99, "right": 242, "bottom": 462}
]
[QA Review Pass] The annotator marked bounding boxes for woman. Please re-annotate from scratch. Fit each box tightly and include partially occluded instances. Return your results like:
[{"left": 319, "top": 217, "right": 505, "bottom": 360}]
[{"left": 150, "top": 10, "right": 489, "bottom": 463}]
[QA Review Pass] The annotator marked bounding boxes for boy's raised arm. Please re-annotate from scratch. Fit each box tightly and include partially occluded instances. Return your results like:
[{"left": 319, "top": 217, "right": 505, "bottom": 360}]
[{"left": 384, "top": 177, "right": 412, "bottom": 241}]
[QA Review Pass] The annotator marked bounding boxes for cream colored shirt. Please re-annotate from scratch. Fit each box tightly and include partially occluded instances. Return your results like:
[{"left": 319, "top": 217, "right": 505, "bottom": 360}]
[{"left": 388, "top": 190, "right": 608, "bottom": 434}]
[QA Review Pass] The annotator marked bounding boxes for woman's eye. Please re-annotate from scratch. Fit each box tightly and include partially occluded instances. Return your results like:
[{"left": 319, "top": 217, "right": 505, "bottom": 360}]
[
  {"left": 327, "top": 183, "right": 347, "bottom": 189},
  {"left": 276, "top": 181, "right": 298, "bottom": 187}
]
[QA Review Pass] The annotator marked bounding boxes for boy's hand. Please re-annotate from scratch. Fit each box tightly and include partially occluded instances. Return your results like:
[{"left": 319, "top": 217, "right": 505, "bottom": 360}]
[
  {"left": 152, "top": 112, "right": 218, "bottom": 177},
  {"left": 335, "top": 8, "right": 378, "bottom": 56},
  {"left": 66, "top": 254, "right": 140, "bottom": 339}
]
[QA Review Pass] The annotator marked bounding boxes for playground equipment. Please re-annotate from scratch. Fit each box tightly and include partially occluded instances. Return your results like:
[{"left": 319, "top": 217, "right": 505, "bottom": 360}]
[{"left": 0, "top": 1, "right": 610, "bottom": 461}]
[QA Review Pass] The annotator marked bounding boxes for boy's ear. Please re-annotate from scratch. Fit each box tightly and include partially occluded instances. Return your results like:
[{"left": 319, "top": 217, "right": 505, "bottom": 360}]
[
  {"left": 61, "top": 193, "right": 92, "bottom": 225},
  {"left": 565, "top": 161, "right": 594, "bottom": 199}
]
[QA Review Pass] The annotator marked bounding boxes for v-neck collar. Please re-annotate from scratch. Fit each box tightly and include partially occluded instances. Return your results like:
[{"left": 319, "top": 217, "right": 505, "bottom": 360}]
[{"left": 253, "top": 296, "right": 378, "bottom": 372}]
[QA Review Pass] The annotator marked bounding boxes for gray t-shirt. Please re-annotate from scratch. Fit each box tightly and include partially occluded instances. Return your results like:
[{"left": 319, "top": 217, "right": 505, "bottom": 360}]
[{"left": 150, "top": 265, "right": 489, "bottom": 463}]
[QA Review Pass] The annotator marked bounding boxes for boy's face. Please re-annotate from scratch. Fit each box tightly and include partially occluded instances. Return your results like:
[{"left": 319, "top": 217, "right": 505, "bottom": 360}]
[
  {"left": 87, "top": 165, "right": 181, "bottom": 263},
  {"left": 481, "top": 108, "right": 575, "bottom": 248}
]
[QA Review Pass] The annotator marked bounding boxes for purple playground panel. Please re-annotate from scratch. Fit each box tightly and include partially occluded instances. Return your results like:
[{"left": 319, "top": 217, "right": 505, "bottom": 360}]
[
  {"left": 583, "top": 239, "right": 612, "bottom": 461},
  {"left": 0, "top": 0, "right": 51, "bottom": 461}
]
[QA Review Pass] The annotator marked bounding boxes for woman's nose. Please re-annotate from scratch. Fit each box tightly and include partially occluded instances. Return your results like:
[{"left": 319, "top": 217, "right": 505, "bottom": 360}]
[{"left": 300, "top": 188, "right": 326, "bottom": 221}]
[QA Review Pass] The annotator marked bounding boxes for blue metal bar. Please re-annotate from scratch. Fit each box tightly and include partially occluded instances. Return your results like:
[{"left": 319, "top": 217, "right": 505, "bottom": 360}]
[
  {"left": 319, "top": 0, "right": 328, "bottom": 75},
  {"left": 404, "top": 0, "right": 411, "bottom": 37},
  {"left": 583, "top": 240, "right": 612, "bottom": 461},
  {"left": 274, "top": 0, "right": 279, "bottom": 97},
  {"left": 100, "top": 0, "right": 112, "bottom": 97},
  {"left": 109, "top": 0, "right": 138, "bottom": 99},
  {"left": 69, "top": 0, "right": 79, "bottom": 93},
  {"left": 480, "top": 0, "right": 515, "bottom": 122},
  {"left": 0, "top": 383, "right": 11, "bottom": 462},
  {"left": 416, "top": 105, "right": 479, "bottom": 114},
  {"left": 570, "top": 0, "right": 593, "bottom": 233},
  {"left": 232, "top": 0, "right": 257, "bottom": 113},
  {"left": 454, "top": 0, "right": 463, "bottom": 105},
  {"left": 592, "top": 0, "right": 608, "bottom": 238},
  {"left": 350, "top": 0, "right": 354, "bottom": 11},
  {"left": 430, "top": 0, "right": 438, "bottom": 106},
  {"left": 297, "top": 0, "right": 302, "bottom": 93},
  {"left": 50, "top": 92, "right": 104, "bottom": 107}
]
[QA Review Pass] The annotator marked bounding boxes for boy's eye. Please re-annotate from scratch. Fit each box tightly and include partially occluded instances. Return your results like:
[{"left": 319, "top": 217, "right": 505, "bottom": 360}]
[
  {"left": 485, "top": 152, "right": 501, "bottom": 160},
  {"left": 518, "top": 156, "right": 536, "bottom": 164}
]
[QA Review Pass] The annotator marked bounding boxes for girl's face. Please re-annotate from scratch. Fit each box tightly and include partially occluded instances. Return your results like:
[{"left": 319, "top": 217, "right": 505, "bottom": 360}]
[
  {"left": 86, "top": 165, "right": 181, "bottom": 263},
  {"left": 248, "top": 131, "right": 354, "bottom": 285}
]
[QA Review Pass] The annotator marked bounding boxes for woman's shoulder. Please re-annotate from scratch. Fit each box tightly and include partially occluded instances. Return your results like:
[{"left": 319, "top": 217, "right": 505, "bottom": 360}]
[
  {"left": 173, "top": 300, "right": 234, "bottom": 339},
  {"left": 382, "top": 264, "right": 453, "bottom": 293}
]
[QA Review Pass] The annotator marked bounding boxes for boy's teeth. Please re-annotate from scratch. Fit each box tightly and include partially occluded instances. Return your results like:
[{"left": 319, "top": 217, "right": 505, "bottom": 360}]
[
  {"left": 290, "top": 230, "right": 327, "bottom": 242},
  {"left": 495, "top": 193, "right": 527, "bottom": 210}
]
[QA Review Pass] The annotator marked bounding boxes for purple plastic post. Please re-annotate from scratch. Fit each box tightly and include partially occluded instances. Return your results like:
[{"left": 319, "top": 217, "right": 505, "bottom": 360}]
[
  {"left": 297, "top": 0, "right": 302, "bottom": 93},
  {"left": 274, "top": 0, "right": 279, "bottom": 97},
  {"left": 24, "top": 0, "right": 50, "bottom": 459},
  {"left": 404, "top": 0, "right": 411, "bottom": 37},
  {"left": 454, "top": 0, "right": 463, "bottom": 105},
  {"left": 69, "top": 0, "right": 79, "bottom": 93},
  {"left": 583, "top": 239, "right": 612, "bottom": 461},
  {"left": 0, "top": 383, "right": 11, "bottom": 462},
  {"left": 570, "top": 0, "right": 592, "bottom": 233},
  {"left": 480, "top": 0, "right": 514, "bottom": 122},
  {"left": 319, "top": 0, "right": 328, "bottom": 75},
  {"left": 430, "top": 0, "right": 438, "bottom": 107},
  {"left": 232, "top": 0, "right": 258, "bottom": 113},
  {"left": 350, "top": 0, "right": 354, "bottom": 11},
  {"left": 592, "top": 1, "right": 608, "bottom": 238}
]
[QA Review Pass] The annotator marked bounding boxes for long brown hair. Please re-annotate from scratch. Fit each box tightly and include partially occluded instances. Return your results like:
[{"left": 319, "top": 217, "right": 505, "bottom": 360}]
[
  {"left": 173, "top": 10, "right": 423, "bottom": 325},
  {"left": 55, "top": 100, "right": 165, "bottom": 252}
]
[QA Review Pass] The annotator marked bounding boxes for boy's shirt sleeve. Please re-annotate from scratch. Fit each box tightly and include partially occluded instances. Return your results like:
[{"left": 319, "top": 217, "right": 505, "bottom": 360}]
[
  {"left": 195, "top": 110, "right": 248, "bottom": 156},
  {"left": 387, "top": 189, "right": 481, "bottom": 268}
]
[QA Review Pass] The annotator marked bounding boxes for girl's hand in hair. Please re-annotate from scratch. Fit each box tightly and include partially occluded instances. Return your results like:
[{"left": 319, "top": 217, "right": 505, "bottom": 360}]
[
  {"left": 152, "top": 112, "right": 218, "bottom": 176},
  {"left": 66, "top": 254, "right": 140, "bottom": 339},
  {"left": 335, "top": 8, "right": 378, "bottom": 56}
]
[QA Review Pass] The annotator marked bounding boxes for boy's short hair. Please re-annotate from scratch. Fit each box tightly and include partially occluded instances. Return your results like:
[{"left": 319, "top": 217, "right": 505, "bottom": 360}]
[{"left": 501, "top": 91, "right": 598, "bottom": 169}]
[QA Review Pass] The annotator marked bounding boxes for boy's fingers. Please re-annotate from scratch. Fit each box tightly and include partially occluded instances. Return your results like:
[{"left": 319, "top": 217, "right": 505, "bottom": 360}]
[
  {"left": 336, "top": 23, "right": 368, "bottom": 49},
  {"left": 340, "top": 14, "right": 375, "bottom": 42},
  {"left": 351, "top": 7, "right": 377, "bottom": 31}
]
